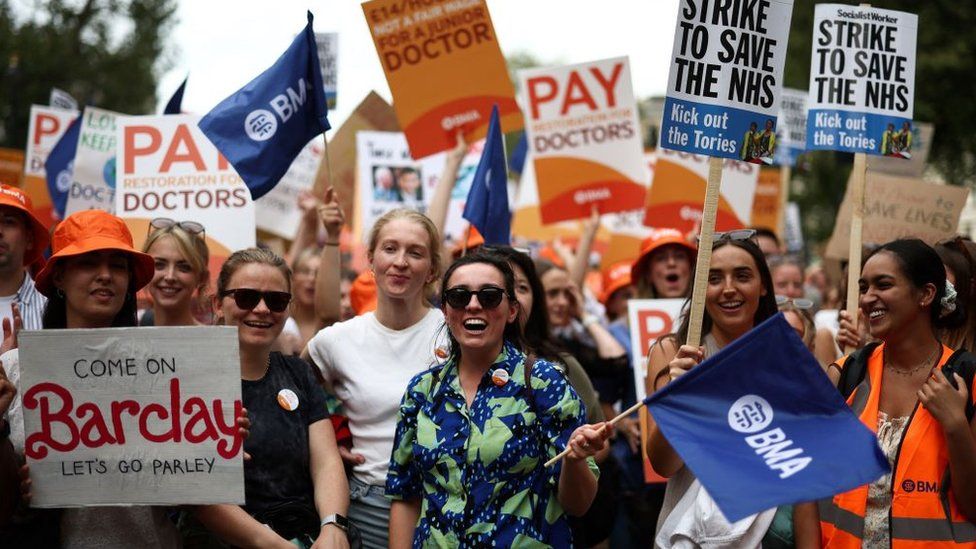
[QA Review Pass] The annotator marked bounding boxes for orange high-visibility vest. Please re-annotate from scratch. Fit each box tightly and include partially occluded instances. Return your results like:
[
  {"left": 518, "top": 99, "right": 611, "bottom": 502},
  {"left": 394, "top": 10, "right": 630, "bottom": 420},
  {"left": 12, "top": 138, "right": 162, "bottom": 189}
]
[{"left": 820, "top": 343, "right": 976, "bottom": 548}]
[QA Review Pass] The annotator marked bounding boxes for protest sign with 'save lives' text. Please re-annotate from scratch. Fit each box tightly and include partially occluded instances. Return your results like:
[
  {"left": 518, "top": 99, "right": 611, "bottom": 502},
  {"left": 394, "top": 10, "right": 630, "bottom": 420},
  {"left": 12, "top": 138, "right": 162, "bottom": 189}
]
[
  {"left": 20, "top": 327, "right": 245, "bottom": 507},
  {"left": 660, "top": 0, "right": 794, "bottom": 162},
  {"left": 807, "top": 5, "right": 917, "bottom": 156},
  {"left": 363, "top": 0, "right": 522, "bottom": 159},
  {"left": 520, "top": 57, "right": 648, "bottom": 224}
]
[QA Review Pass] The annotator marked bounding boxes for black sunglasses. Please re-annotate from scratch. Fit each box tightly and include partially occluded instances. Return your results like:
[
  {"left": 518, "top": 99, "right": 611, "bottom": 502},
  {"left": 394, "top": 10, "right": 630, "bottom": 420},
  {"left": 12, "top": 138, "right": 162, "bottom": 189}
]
[
  {"left": 219, "top": 288, "right": 292, "bottom": 313},
  {"left": 149, "top": 217, "right": 206, "bottom": 237},
  {"left": 443, "top": 286, "right": 506, "bottom": 309}
]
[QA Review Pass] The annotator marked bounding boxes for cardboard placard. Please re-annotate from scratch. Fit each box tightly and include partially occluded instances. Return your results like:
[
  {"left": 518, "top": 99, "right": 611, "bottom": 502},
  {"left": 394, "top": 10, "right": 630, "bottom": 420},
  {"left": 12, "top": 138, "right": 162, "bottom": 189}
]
[
  {"left": 824, "top": 173, "right": 969, "bottom": 260},
  {"left": 20, "top": 327, "right": 245, "bottom": 507},
  {"left": 775, "top": 88, "right": 808, "bottom": 167},
  {"left": 628, "top": 298, "right": 685, "bottom": 483},
  {"left": 807, "top": 5, "right": 917, "bottom": 156},
  {"left": 362, "top": 0, "right": 522, "bottom": 159},
  {"left": 255, "top": 139, "right": 324, "bottom": 240},
  {"left": 66, "top": 107, "right": 123, "bottom": 215},
  {"left": 643, "top": 147, "right": 759, "bottom": 234},
  {"left": 660, "top": 0, "right": 794, "bottom": 161},
  {"left": 115, "top": 114, "right": 256, "bottom": 278},
  {"left": 520, "top": 57, "right": 647, "bottom": 224}
]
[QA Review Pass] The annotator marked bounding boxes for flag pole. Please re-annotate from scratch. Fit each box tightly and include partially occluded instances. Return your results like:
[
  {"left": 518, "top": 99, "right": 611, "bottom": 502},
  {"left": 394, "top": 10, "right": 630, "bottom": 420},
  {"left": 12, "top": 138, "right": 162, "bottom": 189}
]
[{"left": 545, "top": 156, "right": 724, "bottom": 468}]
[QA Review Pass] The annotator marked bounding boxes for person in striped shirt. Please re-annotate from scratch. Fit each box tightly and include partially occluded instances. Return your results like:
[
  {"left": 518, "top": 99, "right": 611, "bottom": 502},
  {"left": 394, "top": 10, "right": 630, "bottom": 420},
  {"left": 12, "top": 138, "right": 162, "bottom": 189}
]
[{"left": 0, "top": 184, "right": 50, "bottom": 332}]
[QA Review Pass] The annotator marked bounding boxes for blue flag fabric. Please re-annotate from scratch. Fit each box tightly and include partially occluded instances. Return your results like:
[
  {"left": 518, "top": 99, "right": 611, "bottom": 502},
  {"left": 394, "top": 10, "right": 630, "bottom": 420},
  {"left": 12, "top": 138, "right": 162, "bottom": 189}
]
[
  {"left": 644, "top": 314, "right": 888, "bottom": 522},
  {"left": 508, "top": 132, "right": 528, "bottom": 176},
  {"left": 198, "top": 11, "right": 330, "bottom": 201},
  {"left": 45, "top": 111, "right": 82, "bottom": 218},
  {"left": 164, "top": 76, "right": 187, "bottom": 115},
  {"left": 462, "top": 105, "right": 510, "bottom": 245}
]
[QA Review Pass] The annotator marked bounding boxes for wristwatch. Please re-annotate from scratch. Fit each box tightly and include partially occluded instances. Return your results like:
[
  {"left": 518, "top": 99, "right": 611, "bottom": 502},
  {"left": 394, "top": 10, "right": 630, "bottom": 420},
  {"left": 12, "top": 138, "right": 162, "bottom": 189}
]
[{"left": 320, "top": 513, "right": 349, "bottom": 532}]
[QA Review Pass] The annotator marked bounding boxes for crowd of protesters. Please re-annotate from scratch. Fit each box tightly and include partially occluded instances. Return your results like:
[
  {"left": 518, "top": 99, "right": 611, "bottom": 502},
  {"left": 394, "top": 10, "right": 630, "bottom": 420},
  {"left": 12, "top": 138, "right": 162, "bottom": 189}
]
[{"left": 0, "top": 173, "right": 974, "bottom": 549}]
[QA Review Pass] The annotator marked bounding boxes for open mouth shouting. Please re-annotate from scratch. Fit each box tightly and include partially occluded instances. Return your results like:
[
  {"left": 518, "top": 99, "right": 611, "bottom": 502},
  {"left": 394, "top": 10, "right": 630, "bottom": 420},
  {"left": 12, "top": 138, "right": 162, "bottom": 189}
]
[{"left": 462, "top": 318, "right": 488, "bottom": 333}]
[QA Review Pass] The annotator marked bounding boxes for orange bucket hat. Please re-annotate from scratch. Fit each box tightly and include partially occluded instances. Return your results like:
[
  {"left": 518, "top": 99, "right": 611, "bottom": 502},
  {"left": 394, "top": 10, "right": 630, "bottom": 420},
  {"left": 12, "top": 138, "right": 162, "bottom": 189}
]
[
  {"left": 451, "top": 226, "right": 485, "bottom": 259},
  {"left": 0, "top": 184, "right": 51, "bottom": 266},
  {"left": 349, "top": 269, "right": 377, "bottom": 316},
  {"left": 631, "top": 228, "right": 697, "bottom": 283},
  {"left": 600, "top": 260, "right": 634, "bottom": 304},
  {"left": 34, "top": 210, "right": 155, "bottom": 297}
]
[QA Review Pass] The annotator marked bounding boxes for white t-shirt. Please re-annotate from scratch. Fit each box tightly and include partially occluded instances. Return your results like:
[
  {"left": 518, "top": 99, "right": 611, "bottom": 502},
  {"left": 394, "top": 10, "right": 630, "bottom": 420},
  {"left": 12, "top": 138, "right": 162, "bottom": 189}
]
[{"left": 307, "top": 308, "right": 446, "bottom": 486}]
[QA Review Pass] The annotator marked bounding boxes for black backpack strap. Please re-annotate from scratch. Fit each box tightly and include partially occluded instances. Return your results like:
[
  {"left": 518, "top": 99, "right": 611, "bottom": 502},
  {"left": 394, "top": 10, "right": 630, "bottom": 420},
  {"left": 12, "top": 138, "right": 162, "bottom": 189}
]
[
  {"left": 943, "top": 349, "right": 976, "bottom": 421},
  {"left": 523, "top": 354, "right": 536, "bottom": 402},
  {"left": 837, "top": 341, "right": 882, "bottom": 400}
]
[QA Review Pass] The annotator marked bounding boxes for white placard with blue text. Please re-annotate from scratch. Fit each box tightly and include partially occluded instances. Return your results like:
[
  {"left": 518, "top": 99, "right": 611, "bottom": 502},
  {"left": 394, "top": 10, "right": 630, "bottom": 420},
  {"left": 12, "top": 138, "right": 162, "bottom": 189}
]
[
  {"left": 774, "top": 88, "right": 808, "bottom": 166},
  {"left": 661, "top": 0, "right": 794, "bottom": 162},
  {"left": 806, "top": 5, "right": 917, "bottom": 156}
]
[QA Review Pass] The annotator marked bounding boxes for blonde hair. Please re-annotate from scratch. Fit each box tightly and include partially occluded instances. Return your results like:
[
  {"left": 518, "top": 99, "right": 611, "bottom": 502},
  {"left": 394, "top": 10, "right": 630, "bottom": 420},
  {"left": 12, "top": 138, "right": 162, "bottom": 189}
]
[
  {"left": 780, "top": 305, "right": 816, "bottom": 350},
  {"left": 367, "top": 208, "right": 441, "bottom": 295},
  {"left": 143, "top": 225, "right": 210, "bottom": 292}
]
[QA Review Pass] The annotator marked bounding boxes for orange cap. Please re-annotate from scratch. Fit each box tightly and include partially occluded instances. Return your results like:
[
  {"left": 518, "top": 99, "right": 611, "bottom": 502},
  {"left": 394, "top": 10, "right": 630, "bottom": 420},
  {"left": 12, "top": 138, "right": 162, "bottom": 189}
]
[
  {"left": 451, "top": 226, "right": 485, "bottom": 259},
  {"left": 350, "top": 270, "right": 378, "bottom": 316},
  {"left": 34, "top": 210, "right": 155, "bottom": 297},
  {"left": 0, "top": 184, "right": 51, "bottom": 266},
  {"left": 600, "top": 260, "right": 633, "bottom": 304},
  {"left": 537, "top": 245, "right": 566, "bottom": 269},
  {"left": 631, "top": 228, "right": 697, "bottom": 283}
]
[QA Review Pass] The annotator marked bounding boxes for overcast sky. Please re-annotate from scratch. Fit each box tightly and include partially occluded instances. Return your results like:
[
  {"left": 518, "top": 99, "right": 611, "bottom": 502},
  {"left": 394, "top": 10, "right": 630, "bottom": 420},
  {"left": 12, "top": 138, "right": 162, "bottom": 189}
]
[{"left": 157, "top": 0, "right": 681, "bottom": 128}]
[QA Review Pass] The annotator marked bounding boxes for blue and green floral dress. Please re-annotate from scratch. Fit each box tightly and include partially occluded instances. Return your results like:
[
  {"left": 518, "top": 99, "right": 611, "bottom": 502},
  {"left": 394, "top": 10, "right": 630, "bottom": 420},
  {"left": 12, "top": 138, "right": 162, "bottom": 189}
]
[{"left": 386, "top": 341, "right": 598, "bottom": 548}]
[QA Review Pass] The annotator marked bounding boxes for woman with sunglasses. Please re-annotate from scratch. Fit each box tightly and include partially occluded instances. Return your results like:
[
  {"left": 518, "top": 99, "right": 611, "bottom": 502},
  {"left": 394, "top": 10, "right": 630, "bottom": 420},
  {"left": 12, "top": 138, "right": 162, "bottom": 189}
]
[
  {"left": 645, "top": 231, "right": 820, "bottom": 548},
  {"left": 305, "top": 207, "right": 445, "bottom": 548},
  {"left": 821, "top": 239, "right": 976, "bottom": 547},
  {"left": 141, "top": 218, "right": 209, "bottom": 327},
  {"left": 3, "top": 210, "right": 248, "bottom": 548},
  {"left": 196, "top": 248, "right": 350, "bottom": 549},
  {"left": 387, "top": 251, "right": 608, "bottom": 548}
]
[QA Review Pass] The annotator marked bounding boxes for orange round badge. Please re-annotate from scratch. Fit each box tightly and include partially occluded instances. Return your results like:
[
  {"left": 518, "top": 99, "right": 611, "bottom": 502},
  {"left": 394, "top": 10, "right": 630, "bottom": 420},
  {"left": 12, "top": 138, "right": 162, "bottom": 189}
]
[
  {"left": 277, "top": 389, "right": 299, "bottom": 411},
  {"left": 491, "top": 368, "right": 509, "bottom": 387}
]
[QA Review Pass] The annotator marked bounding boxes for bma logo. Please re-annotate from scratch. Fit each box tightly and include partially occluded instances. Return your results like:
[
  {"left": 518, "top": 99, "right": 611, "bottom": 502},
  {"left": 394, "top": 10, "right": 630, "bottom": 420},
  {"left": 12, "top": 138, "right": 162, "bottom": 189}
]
[
  {"left": 244, "top": 77, "right": 312, "bottom": 142},
  {"left": 728, "top": 395, "right": 773, "bottom": 433},
  {"left": 245, "top": 110, "right": 277, "bottom": 142},
  {"left": 902, "top": 479, "right": 939, "bottom": 493}
]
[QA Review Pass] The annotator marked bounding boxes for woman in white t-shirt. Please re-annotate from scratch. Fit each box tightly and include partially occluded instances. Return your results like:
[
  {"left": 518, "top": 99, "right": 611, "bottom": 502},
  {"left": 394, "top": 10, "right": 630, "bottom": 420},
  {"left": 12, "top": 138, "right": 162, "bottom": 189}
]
[{"left": 304, "top": 207, "right": 444, "bottom": 549}]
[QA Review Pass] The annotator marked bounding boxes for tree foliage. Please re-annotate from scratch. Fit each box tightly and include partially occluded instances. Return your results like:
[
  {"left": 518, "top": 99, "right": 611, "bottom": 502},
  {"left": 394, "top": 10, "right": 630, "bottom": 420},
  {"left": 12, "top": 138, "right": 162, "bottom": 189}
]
[
  {"left": 783, "top": 0, "right": 976, "bottom": 248},
  {"left": 0, "top": 0, "right": 177, "bottom": 148}
]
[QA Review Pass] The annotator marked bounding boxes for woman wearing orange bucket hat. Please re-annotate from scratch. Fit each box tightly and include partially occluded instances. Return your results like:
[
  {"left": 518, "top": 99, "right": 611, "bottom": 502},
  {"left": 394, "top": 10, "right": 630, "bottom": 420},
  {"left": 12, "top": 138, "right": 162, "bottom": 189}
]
[
  {"left": 1, "top": 210, "right": 188, "bottom": 547},
  {"left": 631, "top": 228, "right": 697, "bottom": 300}
]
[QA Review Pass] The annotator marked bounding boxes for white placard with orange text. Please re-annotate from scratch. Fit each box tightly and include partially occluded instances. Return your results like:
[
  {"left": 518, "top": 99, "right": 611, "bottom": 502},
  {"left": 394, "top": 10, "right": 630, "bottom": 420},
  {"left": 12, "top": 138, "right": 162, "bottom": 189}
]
[
  {"left": 520, "top": 57, "right": 647, "bottom": 224},
  {"left": 115, "top": 114, "right": 255, "bottom": 274},
  {"left": 24, "top": 105, "right": 78, "bottom": 178},
  {"left": 20, "top": 327, "right": 245, "bottom": 506}
]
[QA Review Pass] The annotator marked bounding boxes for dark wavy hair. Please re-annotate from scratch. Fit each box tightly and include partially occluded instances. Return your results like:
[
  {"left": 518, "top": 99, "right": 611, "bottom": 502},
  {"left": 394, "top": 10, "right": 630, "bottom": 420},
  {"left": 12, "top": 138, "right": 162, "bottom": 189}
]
[
  {"left": 42, "top": 264, "right": 139, "bottom": 329},
  {"left": 674, "top": 237, "right": 778, "bottom": 344},
  {"left": 439, "top": 251, "right": 524, "bottom": 363},
  {"left": 868, "top": 239, "right": 965, "bottom": 332},
  {"left": 483, "top": 246, "right": 564, "bottom": 362}
]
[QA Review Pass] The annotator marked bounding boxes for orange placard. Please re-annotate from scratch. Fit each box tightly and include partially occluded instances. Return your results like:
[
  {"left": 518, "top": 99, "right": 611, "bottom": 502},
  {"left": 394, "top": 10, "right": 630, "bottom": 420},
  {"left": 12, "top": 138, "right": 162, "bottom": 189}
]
[
  {"left": 363, "top": 0, "right": 522, "bottom": 159},
  {"left": 749, "top": 167, "right": 782, "bottom": 232},
  {"left": 0, "top": 148, "right": 24, "bottom": 188},
  {"left": 643, "top": 148, "right": 759, "bottom": 234}
]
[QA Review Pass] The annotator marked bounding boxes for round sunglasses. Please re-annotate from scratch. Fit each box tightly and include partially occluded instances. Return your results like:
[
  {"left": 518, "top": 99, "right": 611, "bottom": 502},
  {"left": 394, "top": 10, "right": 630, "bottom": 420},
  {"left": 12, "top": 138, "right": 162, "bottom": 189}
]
[
  {"left": 220, "top": 288, "right": 292, "bottom": 313},
  {"left": 443, "top": 286, "right": 507, "bottom": 310},
  {"left": 149, "top": 217, "right": 206, "bottom": 237},
  {"left": 776, "top": 295, "right": 813, "bottom": 309}
]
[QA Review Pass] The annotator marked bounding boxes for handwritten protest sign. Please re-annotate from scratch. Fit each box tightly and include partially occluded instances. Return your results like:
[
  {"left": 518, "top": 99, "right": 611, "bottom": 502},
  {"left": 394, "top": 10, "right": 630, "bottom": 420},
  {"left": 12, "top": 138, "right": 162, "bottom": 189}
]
[
  {"left": 825, "top": 172, "right": 969, "bottom": 260},
  {"left": 775, "top": 88, "right": 808, "bottom": 167},
  {"left": 807, "top": 5, "right": 917, "bottom": 156},
  {"left": 255, "top": 139, "right": 324, "bottom": 239},
  {"left": 25, "top": 105, "right": 78, "bottom": 178},
  {"left": 520, "top": 57, "right": 647, "bottom": 223},
  {"left": 363, "top": 0, "right": 521, "bottom": 159},
  {"left": 66, "top": 107, "right": 122, "bottom": 215},
  {"left": 116, "top": 114, "right": 256, "bottom": 278},
  {"left": 643, "top": 147, "right": 759, "bottom": 234},
  {"left": 660, "top": 0, "right": 794, "bottom": 161},
  {"left": 628, "top": 298, "right": 685, "bottom": 483},
  {"left": 314, "top": 32, "right": 338, "bottom": 110},
  {"left": 20, "top": 327, "right": 245, "bottom": 507}
]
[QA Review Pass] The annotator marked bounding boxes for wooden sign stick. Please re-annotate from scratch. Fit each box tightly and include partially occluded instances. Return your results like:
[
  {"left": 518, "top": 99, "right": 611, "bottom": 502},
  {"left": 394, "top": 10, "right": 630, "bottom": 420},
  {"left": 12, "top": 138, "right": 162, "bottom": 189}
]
[
  {"left": 778, "top": 164, "right": 791, "bottom": 242},
  {"left": 844, "top": 152, "right": 867, "bottom": 353},
  {"left": 545, "top": 157, "right": 725, "bottom": 468}
]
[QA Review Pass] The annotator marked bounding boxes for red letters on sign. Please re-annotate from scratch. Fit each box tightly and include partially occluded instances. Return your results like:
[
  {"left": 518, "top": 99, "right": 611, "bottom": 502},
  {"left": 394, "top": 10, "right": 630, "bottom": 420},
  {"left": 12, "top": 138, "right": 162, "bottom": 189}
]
[
  {"left": 34, "top": 114, "right": 62, "bottom": 146},
  {"left": 22, "top": 378, "right": 243, "bottom": 460},
  {"left": 637, "top": 310, "right": 673, "bottom": 356},
  {"left": 526, "top": 62, "right": 625, "bottom": 120},
  {"left": 123, "top": 124, "right": 231, "bottom": 175}
]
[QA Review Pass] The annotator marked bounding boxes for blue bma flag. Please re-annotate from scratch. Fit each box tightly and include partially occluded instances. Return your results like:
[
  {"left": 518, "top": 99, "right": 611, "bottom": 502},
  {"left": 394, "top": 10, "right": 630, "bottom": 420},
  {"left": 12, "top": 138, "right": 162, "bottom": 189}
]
[
  {"left": 198, "top": 11, "right": 330, "bottom": 200},
  {"left": 45, "top": 111, "right": 82, "bottom": 218},
  {"left": 462, "top": 105, "right": 510, "bottom": 245},
  {"left": 163, "top": 76, "right": 187, "bottom": 115},
  {"left": 644, "top": 314, "right": 888, "bottom": 522}
]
